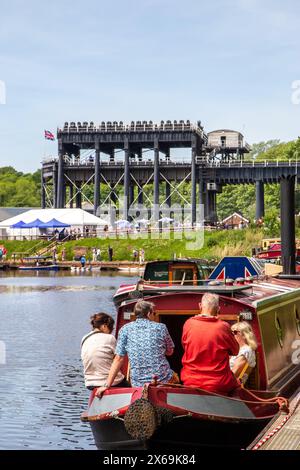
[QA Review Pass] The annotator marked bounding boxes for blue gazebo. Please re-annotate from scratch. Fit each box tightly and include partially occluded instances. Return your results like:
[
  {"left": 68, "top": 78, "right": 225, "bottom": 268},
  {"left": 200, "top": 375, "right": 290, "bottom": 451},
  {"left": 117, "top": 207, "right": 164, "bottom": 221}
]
[
  {"left": 22, "top": 219, "right": 45, "bottom": 228},
  {"left": 39, "top": 218, "right": 70, "bottom": 229},
  {"left": 10, "top": 220, "right": 28, "bottom": 229}
]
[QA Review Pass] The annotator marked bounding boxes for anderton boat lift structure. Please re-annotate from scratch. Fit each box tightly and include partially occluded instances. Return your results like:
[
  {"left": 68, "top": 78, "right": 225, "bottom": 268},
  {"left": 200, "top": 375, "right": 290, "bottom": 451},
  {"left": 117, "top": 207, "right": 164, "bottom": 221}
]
[
  {"left": 41, "top": 121, "right": 300, "bottom": 225},
  {"left": 41, "top": 120, "right": 299, "bottom": 275},
  {"left": 41, "top": 122, "right": 251, "bottom": 222}
]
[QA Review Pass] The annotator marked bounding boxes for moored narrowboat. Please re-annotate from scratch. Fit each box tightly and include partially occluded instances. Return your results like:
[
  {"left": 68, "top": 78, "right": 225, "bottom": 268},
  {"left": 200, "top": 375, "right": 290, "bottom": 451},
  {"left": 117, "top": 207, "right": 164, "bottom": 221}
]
[
  {"left": 82, "top": 261, "right": 300, "bottom": 450},
  {"left": 113, "top": 259, "right": 213, "bottom": 307},
  {"left": 18, "top": 256, "right": 59, "bottom": 271}
]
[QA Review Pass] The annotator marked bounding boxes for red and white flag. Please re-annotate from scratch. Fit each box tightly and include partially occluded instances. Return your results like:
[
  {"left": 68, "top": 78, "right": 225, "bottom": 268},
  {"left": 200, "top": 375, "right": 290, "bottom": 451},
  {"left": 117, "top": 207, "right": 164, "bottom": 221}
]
[{"left": 44, "top": 130, "right": 55, "bottom": 141}]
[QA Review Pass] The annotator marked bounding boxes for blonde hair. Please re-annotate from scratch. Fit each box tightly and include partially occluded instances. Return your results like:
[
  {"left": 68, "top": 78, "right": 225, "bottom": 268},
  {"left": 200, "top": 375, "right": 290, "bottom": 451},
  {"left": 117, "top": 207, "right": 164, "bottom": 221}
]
[{"left": 232, "top": 321, "right": 258, "bottom": 351}]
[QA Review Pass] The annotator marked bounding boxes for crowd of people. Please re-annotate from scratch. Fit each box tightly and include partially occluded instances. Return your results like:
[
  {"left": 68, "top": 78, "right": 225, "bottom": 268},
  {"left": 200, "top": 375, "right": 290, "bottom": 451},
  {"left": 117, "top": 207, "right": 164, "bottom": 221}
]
[
  {"left": 52, "top": 226, "right": 101, "bottom": 241},
  {"left": 52, "top": 246, "right": 114, "bottom": 264},
  {"left": 81, "top": 293, "right": 258, "bottom": 398}
]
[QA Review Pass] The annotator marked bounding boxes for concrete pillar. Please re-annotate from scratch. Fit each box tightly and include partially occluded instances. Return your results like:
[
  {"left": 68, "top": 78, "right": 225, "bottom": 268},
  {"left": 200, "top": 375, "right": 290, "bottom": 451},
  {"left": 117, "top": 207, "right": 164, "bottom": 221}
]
[
  {"left": 138, "top": 187, "right": 143, "bottom": 204},
  {"left": 153, "top": 138, "right": 160, "bottom": 221},
  {"left": 206, "top": 191, "right": 217, "bottom": 223},
  {"left": 198, "top": 172, "right": 205, "bottom": 222},
  {"left": 76, "top": 182, "right": 82, "bottom": 209},
  {"left": 198, "top": 173, "right": 205, "bottom": 207},
  {"left": 212, "top": 192, "right": 217, "bottom": 222},
  {"left": 53, "top": 164, "right": 58, "bottom": 208},
  {"left": 69, "top": 184, "right": 74, "bottom": 208},
  {"left": 165, "top": 181, "right": 171, "bottom": 207},
  {"left": 124, "top": 138, "right": 130, "bottom": 219},
  {"left": 57, "top": 149, "right": 64, "bottom": 208},
  {"left": 207, "top": 191, "right": 212, "bottom": 221},
  {"left": 62, "top": 184, "right": 66, "bottom": 208},
  {"left": 204, "top": 190, "right": 209, "bottom": 220},
  {"left": 280, "top": 177, "right": 296, "bottom": 274},
  {"left": 111, "top": 190, "right": 117, "bottom": 205},
  {"left": 191, "top": 138, "right": 197, "bottom": 225},
  {"left": 129, "top": 184, "right": 134, "bottom": 207},
  {"left": 256, "top": 181, "right": 265, "bottom": 220},
  {"left": 41, "top": 172, "right": 46, "bottom": 209},
  {"left": 94, "top": 143, "right": 100, "bottom": 215}
]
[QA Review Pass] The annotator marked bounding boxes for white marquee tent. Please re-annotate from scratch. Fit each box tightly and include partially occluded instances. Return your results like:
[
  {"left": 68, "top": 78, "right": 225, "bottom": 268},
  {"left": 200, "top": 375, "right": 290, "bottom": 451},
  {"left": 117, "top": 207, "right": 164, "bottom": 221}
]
[{"left": 0, "top": 208, "right": 108, "bottom": 239}]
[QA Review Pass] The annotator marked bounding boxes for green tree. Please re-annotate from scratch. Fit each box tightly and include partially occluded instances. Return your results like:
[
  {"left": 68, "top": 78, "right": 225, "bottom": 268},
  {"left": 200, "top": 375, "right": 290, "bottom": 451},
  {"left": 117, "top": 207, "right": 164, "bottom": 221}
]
[
  {"left": 0, "top": 167, "right": 41, "bottom": 207},
  {"left": 217, "top": 139, "right": 300, "bottom": 220},
  {"left": 263, "top": 208, "right": 280, "bottom": 237}
]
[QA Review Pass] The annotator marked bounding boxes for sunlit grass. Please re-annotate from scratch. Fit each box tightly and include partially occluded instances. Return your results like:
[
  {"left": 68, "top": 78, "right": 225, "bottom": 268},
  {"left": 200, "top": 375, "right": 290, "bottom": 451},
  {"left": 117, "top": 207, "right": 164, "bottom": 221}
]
[{"left": 0, "top": 228, "right": 266, "bottom": 262}]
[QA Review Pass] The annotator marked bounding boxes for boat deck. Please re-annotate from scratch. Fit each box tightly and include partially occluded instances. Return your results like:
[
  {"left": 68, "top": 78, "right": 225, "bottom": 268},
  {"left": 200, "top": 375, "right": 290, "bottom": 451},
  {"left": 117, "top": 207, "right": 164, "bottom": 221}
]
[{"left": 248, "top": 390, "right": 300, "bottom": 450}]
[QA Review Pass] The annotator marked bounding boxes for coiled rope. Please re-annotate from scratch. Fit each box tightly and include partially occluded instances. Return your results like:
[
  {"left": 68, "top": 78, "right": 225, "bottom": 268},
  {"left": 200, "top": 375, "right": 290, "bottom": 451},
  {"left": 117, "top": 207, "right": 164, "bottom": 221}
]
[{"left": 242, "top": 388, "right": 290, "bottom": 414}]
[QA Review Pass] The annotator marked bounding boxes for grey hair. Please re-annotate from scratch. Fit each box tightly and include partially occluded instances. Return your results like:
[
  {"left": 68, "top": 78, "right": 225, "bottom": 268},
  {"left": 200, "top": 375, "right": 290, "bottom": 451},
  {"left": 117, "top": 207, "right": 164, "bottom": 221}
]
[
  {"left": 134, "top": 300, "right": 155, "bottom": 319},
  {"left": 201, "top": 293, "right": 219, "bottom": 315}
]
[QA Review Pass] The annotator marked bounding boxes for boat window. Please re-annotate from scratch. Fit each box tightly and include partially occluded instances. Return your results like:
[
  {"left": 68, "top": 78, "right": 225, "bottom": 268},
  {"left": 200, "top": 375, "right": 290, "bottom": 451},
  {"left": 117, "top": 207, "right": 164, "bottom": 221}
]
[
  {"left": 295, "top": 307, "right": 300, "bottom": 336},
  {"left": 275, "top": 313, "right": 284, "bottom": 348},
  {"left": 143, "top": 262, "right": 169, "bottom": 282},
  {"left": 197, "top": 264, "right": 210, "bottom": 279},
  {"left": 172, "top": 268, "right": 194, "bottom": 285}
]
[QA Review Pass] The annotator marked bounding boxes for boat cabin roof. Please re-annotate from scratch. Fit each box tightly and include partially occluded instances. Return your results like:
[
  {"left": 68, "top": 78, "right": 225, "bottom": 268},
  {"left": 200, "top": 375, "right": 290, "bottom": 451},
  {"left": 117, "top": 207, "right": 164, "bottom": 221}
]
[
  {"left": 134, "top": 276, "right": 300, "bottom": 309},
  {"left": 236, "top": 276, "right": 300, "bottom": 307},
  {"left": 144, "top": 259, "right": 211, "bottom": 268},
  {"left": 143, "top": 259, "right": 213, "bottom": 281}
]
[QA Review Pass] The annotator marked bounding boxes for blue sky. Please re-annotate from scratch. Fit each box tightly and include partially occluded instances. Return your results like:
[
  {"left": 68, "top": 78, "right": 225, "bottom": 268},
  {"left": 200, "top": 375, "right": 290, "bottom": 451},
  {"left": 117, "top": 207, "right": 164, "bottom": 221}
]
[{"left": 0, "top": 0, "right": 300, "bottom": 172}]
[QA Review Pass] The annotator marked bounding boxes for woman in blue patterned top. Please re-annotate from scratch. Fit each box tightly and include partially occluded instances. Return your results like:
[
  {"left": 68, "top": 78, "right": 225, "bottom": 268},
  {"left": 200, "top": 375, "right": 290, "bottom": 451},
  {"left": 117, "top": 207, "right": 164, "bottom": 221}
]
[{"left": 96, "top": 300, "right": 178, "bottom": 397}]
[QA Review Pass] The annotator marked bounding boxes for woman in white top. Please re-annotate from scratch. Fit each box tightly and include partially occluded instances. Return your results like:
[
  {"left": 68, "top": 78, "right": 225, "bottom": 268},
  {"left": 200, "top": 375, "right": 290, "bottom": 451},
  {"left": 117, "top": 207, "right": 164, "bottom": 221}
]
[
  {"left": 229, "top": 321, "right": 257, "bottom": 384},
  {"left": 81, "top": 313, "right": 126, "bottom": 389}
]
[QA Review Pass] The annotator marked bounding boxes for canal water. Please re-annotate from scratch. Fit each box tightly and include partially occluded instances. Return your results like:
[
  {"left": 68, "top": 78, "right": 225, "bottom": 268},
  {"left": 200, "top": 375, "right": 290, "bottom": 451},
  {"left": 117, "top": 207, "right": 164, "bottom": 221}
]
[{"left": 0, "top": 271, "right": 137, "bottom": 450}]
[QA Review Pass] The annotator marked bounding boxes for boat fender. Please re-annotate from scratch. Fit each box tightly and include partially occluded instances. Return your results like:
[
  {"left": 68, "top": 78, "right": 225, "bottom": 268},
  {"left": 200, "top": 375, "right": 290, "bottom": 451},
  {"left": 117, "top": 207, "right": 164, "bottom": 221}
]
[
  {"left": 155, "top": 406, "right": 174, "bottom": 427},
  {"left": 124, "top": 398, "right": 158, "bottom": 441},
  {"left": 129, "top": 290, "right": 143, "bottom": 300}
]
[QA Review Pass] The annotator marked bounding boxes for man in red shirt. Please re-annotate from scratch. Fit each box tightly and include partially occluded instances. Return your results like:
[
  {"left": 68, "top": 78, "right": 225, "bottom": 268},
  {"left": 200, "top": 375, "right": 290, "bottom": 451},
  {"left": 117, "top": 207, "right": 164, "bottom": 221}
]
[{"left": 181, "top": 292, "right": 240, "bottom": 395}]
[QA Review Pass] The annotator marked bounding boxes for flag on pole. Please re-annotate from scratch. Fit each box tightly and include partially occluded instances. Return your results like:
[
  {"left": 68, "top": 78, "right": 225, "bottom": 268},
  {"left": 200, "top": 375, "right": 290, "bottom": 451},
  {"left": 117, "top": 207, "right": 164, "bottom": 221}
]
[{"left": 44, "top": 130, "right": 55, "bottom": 141}]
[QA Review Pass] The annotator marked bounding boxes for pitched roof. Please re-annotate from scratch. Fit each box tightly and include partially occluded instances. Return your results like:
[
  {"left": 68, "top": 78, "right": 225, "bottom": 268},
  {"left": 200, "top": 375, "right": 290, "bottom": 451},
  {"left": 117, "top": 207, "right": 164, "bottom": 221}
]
[
  {"left": 0, "top": 208, "right": 107, "bottom": 227},
  {"left": 221, "top": 212, "right": 249, "bottom": 224},
  {"left": 0, "top": 207, "right": 35, "bottom": 222}
]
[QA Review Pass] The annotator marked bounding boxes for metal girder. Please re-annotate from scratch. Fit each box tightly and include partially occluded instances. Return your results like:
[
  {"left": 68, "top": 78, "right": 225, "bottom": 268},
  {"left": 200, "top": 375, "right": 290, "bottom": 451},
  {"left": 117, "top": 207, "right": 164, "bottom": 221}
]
[
  {"left": 43, "top": 183, "right": 54, "bottom": 208},
  {"left": 64, "top": 173, "right": 95, "bottom": 207},
  {"left": 130, "top": 172, "right": 154, "bottom": 206},
  {"left": 159, "top": 172, "right": 191, "bottom": 206},
  {"left": 100, "top": 172, "right": 124, "bottom": 207}
]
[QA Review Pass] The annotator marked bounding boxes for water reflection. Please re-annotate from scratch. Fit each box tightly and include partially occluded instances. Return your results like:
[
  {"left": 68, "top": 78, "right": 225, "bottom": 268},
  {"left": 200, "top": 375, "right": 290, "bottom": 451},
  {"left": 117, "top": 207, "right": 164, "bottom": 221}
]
[
  {"left": 0, "top": 285, "right": 116, "bottom": 294},
  {"left": 0, "top": 272, "right": 137, "bottom": 449}
]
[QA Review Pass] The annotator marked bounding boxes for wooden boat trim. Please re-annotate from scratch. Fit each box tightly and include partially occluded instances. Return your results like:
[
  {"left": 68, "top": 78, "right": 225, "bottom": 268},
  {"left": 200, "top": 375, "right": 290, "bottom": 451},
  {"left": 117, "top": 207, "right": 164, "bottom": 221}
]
[
  {"left": 139, "top": 285, "right": 251, "bottom": 294},
  {"left": 155, "top": 309, "right": 239, "bottom": 321}
]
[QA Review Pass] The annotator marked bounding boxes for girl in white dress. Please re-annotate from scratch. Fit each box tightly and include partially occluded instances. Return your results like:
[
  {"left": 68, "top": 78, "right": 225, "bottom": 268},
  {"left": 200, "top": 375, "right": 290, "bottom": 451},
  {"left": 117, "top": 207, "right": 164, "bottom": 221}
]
[{"left": 230, "top": 321, "right": 258, "bottom": 384}]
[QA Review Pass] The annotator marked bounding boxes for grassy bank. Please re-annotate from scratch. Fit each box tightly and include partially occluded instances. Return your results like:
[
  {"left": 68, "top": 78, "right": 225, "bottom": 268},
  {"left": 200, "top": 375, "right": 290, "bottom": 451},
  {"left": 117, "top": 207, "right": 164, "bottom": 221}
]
[
  {"left": 0, "top": 239, "right": 50, "bottom": 259},
  {"left": 0, "top": 228, "right": 264, "bottom": 262}
]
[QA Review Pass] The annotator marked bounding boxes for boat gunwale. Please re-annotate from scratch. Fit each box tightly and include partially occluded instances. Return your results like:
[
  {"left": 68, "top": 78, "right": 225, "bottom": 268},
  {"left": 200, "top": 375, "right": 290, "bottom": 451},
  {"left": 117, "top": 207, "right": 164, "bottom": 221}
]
[{"left": 82, "top": 384, "right": 280, "bottom": 424}]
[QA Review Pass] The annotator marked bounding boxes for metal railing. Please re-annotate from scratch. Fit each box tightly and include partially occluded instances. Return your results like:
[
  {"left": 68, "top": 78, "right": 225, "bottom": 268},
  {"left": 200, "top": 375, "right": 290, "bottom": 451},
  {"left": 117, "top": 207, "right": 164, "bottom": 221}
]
[
  {"left": 42, "top": 155, "right": 300, "bottom": 169},
  {"left": 57, "top": 121, "right": 205, "bottom": 136},
  {"left": 206, "top": 160, "right": 299, "bottom": 168}
]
